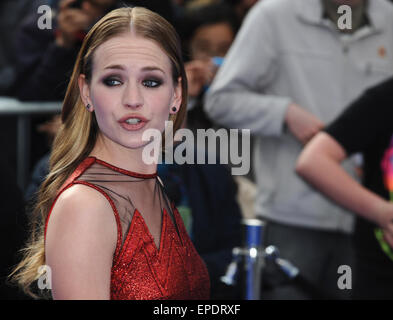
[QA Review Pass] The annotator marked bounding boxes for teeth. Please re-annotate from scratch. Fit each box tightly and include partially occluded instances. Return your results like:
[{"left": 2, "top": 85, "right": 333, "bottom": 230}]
[{"left": 125, "top": 118, "right": 141, "bottom": 124}]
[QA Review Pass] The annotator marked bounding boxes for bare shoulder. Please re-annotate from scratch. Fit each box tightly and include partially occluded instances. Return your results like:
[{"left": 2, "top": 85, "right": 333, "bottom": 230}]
[
  {"left": 45, "top": 183, "right": 118, "bottom": 259},
  {"left": 57, "top": 182, "right": 111, "bottom": 204},
  {"left": 49, "top": 183, "right": 116, "bottom": 229},
  {"left": 45, "top": 184, "right": 117, "bottom": 299}
]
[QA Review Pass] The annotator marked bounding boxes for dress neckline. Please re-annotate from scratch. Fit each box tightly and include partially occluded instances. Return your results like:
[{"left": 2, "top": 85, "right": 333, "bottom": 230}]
[{"left": 87, "top": 156, "right": 158, "bottom": 179}]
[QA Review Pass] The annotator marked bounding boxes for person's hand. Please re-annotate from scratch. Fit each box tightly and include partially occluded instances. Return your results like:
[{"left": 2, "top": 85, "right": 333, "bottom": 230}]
[
  {"left": 284, "top": 103, "right": 325, "bottom": 145},
  {"left": 185, "top": 60, "right": 214, "bottom": 98},
  {"left": 375, "top": 201, "right": 393, "bottom": 248},
  {"left": 56, "top": 0, "right": 92, "bottom": 48}
]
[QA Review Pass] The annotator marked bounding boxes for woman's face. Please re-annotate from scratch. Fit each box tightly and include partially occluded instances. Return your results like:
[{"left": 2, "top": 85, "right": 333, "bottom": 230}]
[{"left": 79, "top": 33, "right": 182, "bottom": 151}]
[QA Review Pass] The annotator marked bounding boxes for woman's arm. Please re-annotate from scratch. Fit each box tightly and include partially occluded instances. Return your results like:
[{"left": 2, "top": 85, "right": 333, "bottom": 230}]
[
  {"left": 296, "top": 132, "right": 393, "bottom": 246},
  {"left": 45, "top": 184, "right": 117, "bottom": 299}
]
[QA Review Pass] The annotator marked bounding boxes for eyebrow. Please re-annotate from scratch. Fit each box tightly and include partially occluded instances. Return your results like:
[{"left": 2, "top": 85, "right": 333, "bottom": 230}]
[{"left": 104, "top": 64, "right": 165, "bottom": 74}]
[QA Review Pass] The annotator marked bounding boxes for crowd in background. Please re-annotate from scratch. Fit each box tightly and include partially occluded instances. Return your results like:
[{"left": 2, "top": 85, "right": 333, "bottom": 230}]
[{"left": 1, "top": 0, "right": 393, "bottom": 300}]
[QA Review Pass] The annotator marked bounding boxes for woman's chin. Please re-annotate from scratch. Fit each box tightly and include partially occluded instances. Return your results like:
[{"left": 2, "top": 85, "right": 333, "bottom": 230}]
[{"left": 121, "top": 138, "right": 160, "bottom": 151}]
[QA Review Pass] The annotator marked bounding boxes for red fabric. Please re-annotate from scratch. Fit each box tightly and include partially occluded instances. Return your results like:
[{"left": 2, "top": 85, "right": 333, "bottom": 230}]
[
  {"left": 44, "top": 157, "right": 210, "bottom": 300},
  {"left": 111, "top": 206, "right": 210, "bottom": 300}
]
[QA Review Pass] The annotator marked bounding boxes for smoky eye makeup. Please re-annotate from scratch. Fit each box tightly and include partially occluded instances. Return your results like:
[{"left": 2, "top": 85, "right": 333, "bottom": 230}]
[
  {"left": 98, "top": 68, "right": 166, "bottom": 88},
  {"left": 142, "top": 75, "right": 164, "bottom": 88},
  {"left": 99, "top": 72, "right": 123, "bottom": 86},
  {"left": 101, "top": 76, "right": 164, "bottom": 88},
  {"left": 102, "top": 77, "right": 122, "bottom": 87}
]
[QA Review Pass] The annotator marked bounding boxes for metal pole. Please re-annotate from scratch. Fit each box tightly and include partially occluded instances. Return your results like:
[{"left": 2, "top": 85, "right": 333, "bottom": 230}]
[
  {"left": 16, "top": 115, "right": 31, "bottom": 192},
  {"left": 242, "top": 219, "right": 265, "bottom": 300}
]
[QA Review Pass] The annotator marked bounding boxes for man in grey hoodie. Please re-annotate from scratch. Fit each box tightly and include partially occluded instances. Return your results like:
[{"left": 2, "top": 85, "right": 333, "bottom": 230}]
[{"left": 205, "top": 0, "right": 393, "bottom": 299}]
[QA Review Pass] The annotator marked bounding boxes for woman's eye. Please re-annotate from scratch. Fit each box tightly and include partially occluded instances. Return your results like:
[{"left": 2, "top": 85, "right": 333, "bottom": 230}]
[
  {"left": 103, "top": 78, "right": 122, "bottom": 86},
  {"left": 143, "top": 79, "right": 162, "bottom": 88}
]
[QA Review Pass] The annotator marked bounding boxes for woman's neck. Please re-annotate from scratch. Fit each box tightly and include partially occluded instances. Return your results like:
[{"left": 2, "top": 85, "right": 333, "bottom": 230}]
[{"left": 89, "top": 134, "right": 158, "bottom": 175}]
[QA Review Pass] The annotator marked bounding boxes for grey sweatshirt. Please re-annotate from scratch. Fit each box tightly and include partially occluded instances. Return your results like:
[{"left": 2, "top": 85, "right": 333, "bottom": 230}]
[{"left": 204, "top": 0, "right": 393, "bottom": 233}]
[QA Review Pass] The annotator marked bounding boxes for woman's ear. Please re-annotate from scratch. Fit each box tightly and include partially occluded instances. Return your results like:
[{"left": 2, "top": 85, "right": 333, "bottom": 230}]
[
  {"left": 169, "top": 77, "right": 182, "bottom": 114},
  {"left": 78, "top": 74, "right": 94, "bottom": 112}
]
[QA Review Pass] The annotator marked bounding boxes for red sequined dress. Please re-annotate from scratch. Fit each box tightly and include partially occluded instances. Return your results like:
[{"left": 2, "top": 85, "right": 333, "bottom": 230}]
[{"left": 44, "top": 157, "right": 210, "bottom": 299}]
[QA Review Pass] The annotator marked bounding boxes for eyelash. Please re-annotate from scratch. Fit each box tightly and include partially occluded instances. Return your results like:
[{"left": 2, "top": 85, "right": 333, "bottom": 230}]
[
  {"left": 143, "top": 79, "right": 162, "bottom": 88},
  {"left": 102, "top": 77, "right": 163, "bottom": 88}
]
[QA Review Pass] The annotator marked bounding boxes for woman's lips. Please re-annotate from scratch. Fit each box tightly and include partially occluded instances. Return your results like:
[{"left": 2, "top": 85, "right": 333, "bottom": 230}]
[{"left": 118, "top": 115, "right": 148, "bottom": 131}]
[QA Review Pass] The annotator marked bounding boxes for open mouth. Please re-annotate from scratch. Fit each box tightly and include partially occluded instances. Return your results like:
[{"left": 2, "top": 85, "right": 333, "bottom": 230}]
[
  {"left": 125, "top": 118, "right": 142, "bottom": 125},
  {"left": 119, "top": 115, "right": 148, "bottom": 131}
]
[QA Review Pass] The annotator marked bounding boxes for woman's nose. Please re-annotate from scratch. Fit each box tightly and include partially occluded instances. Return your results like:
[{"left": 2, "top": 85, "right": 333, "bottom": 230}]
[{"left": 122, "top": 82, "right": 144, "bottom": 108}]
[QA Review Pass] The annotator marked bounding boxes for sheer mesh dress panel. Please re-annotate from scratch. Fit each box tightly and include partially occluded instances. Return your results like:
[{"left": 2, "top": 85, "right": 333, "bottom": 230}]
[{"left": 76, "top": 159, "right": 179, "bottom": 250}]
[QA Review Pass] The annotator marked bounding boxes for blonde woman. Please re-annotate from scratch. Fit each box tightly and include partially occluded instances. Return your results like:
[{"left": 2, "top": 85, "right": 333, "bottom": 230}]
[{"left": 11, "top": 7, "right": 210, "bottom": 300}]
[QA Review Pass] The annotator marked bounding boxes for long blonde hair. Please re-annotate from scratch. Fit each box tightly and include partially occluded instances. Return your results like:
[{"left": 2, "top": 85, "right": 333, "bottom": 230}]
[{"left": 9, "top": 7, "right": 188, "bottom": 298}]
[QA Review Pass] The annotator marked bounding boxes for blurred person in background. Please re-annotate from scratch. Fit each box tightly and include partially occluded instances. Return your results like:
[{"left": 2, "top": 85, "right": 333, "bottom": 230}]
[
  {"left": 0, "top": 0, "right": 45, "bottom": 95},
  {"left": 179, "top": 2, "right": 238, "bottom": 130},
  {"left": 8, "top": 0, "right": 120, "bottom": 102},
  {"left": 179, "top": 1, "right": 258, "bottom": 218},
  {"left": 0, "top": 0, "right": 46, "bottom": 188},
  {"left": 179, "top": 2, "right": 258, "bottom": 202},
  {"left": 296, "top": 77, "right": 393, "bottom": 299},
  {"left": 176, "top": 5, "right": 253, "bottom": 297},
  {"left": 205, "top": 0, "right": 393, "bottom": 299}
]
